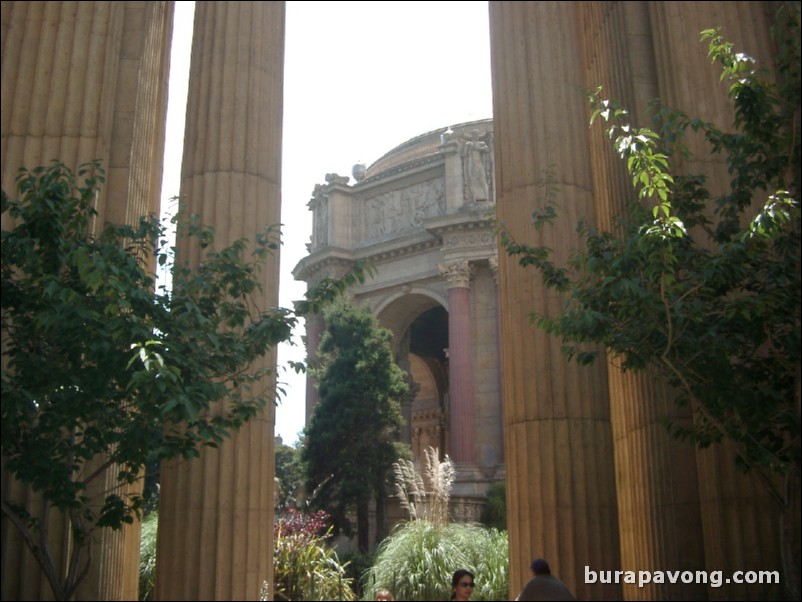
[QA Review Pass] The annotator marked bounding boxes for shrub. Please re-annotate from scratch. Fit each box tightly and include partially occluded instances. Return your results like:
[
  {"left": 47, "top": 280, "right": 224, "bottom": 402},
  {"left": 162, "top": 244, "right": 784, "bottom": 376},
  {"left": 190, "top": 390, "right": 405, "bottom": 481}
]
[
  {"left": 479, "top": 481, "right": 506, "bottom": 531},
  {"left": 273, "top": 508, "right": 357, "bottom": 601},
  {"left": 361, "top": 519, "right": 508, "bottom": 601},
  {"left": 138, "top": 512, "right": 158, "bottom": 601}
]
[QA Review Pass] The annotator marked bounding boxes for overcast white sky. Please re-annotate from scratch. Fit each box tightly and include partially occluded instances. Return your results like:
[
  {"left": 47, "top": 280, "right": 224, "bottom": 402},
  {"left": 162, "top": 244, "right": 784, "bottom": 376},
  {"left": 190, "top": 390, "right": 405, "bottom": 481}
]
[{"left": 161, "top": 1, "right": 493, "bottom": 445}]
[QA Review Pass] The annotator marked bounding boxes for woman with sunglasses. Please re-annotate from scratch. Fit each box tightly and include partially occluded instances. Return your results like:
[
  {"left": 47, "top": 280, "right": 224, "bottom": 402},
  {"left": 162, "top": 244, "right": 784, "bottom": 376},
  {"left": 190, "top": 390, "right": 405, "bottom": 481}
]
[{"left": 450, "top": 568, "right": 476, "bottom": 601}]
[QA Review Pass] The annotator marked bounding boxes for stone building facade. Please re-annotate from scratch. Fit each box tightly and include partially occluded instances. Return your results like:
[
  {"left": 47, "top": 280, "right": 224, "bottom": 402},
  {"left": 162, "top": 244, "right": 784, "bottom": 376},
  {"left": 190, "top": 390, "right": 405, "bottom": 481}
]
[{"left": 294, "top": 120, "right": 503, "bottom": 523}]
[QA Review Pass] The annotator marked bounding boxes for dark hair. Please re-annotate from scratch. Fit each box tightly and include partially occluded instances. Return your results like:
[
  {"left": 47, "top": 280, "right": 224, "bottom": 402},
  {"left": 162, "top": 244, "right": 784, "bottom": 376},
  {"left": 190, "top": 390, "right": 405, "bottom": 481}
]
[
  {"left": 530, "top": 558, "right": 551, "bottom": 575},
  {"left": 450, "top": 569, "right": 475, "bottom": 600}
]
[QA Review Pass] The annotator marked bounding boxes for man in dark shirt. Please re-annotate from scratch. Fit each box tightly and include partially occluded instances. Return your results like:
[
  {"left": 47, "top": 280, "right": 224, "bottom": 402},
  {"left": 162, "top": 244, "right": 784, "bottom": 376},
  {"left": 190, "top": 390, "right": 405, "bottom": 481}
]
[{"left": 514, "top": 558, "right": 576, "bottom": 601}]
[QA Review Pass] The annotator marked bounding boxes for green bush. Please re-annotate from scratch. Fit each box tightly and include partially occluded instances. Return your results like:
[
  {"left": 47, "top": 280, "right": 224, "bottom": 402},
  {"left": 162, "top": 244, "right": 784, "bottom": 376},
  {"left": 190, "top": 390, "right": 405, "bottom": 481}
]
[
  {"left": 361, "top": 519, "right": 508, "bottom": 601},
  {"left": 340, "top": 551, "right": 375, "bottom": 600},
  {"left": 479, "top": 482, "right": 506, "bottom": 531},
  {"left": 138, "top": 511, "right": 158, "bottom": 601}
]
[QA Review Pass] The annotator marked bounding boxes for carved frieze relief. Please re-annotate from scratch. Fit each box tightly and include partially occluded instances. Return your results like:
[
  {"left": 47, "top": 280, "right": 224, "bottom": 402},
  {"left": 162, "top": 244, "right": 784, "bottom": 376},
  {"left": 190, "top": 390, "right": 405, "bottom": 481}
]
[{"left": 365, "top": 180, "right": 445, "bottom": 239}]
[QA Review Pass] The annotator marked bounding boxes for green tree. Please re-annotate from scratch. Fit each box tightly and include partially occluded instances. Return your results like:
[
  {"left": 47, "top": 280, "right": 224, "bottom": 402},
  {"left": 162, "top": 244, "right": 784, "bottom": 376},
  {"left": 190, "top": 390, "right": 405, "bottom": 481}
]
[
  {"left": 276, "top": 437, "right": 305, "bottom": 513},
  {"left": 0, "top": 161, "right": 348, "bottom": 600},
  {"left": 302, "top": 298, "right": 410, "bottom": 553},
  {"left": 500, "top": 5, "right": 800, "bottom": 598}
]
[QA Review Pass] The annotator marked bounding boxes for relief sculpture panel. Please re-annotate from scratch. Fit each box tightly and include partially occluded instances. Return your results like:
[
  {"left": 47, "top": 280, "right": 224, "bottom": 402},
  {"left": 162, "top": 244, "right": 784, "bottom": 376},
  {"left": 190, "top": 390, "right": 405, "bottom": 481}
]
[{"left": 365, "top": 180, "right": 445, "bottom": 240}]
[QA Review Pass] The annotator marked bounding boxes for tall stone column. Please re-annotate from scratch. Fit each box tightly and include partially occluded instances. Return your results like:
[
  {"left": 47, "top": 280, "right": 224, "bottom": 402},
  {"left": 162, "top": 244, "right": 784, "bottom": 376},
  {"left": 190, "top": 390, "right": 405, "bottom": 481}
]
[
  {"left": 580, "top": 3, "right": 783, "bottom": 599},
  {"left": 1, "top": 1, "right": 171, "bottom": 231},
  {"left": 645, "top": 4, "right": 784, "bottom": 600},
  {"left": 438, "top": 261, "right": 475, "bottom": 464},
  {"left": 489, "top": 3, "right": 621, "bottom": 600},
  {"left": 1, "top": 2, "right": 173, "bottom": 600},
  {"left": 564, "top": 2, "right": 783, "bottom": 600},
  {"left": 489, "top": 255, "right": 505, "bottom": 472},
  {"left": 154, "top": 3, "right": 285, "bottom": 600},
  {"left": 576, "top": 3, "right": 707, "bottom": 599}
]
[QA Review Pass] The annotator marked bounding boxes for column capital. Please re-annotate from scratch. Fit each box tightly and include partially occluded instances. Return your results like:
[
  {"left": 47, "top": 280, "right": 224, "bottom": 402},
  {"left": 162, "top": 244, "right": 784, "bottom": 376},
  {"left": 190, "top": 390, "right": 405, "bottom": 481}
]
[{"left": 438, "top": 260, "right": 473, "bottom": 289}]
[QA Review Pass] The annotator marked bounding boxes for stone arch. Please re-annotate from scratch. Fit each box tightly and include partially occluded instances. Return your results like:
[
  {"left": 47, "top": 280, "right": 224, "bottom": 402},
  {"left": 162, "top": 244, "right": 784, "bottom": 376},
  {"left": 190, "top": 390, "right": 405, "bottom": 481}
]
[
  {"left": 374, "top": 288, "right": 448, "bottom": 352},
  {"left": 375, "top": 292, "right": 450, "bottom": 461}
]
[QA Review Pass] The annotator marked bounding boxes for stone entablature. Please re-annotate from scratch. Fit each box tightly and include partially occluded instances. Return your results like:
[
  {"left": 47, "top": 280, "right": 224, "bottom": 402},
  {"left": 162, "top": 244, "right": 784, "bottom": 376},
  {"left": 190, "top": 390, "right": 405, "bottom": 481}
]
[{"left": 296, "top": 119, "right": 494, "bottom": 257}]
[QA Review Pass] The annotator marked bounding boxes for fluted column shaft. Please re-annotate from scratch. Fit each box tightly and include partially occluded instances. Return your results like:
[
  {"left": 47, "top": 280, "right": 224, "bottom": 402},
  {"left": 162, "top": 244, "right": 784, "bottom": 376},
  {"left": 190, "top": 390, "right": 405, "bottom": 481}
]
[
  {"left": 580, "top": 2, "right": 783, "bottom": 599},
  {"left": 440, "top": 261, "right": 476, "bottom": 464},
  {"left": 490, "top": 4, "right": 621, "bottom": 599},
  {"left": 646, "top": 4, "right": 784, "bottom": 600},
  {"left": 576, "top": 3, "right": 708, "bottom": 599},
  {"left": 1, "top": 1, "right": 171, "bottom": 230},
  {"left": 154, "top": 3, "right": 285, "bottom": 600},
  {"left": 1, "top": 2, "right": 173, "bottom": 600},
  {"left": 563, "top": 2, "right": 782, "bottom": 600}
]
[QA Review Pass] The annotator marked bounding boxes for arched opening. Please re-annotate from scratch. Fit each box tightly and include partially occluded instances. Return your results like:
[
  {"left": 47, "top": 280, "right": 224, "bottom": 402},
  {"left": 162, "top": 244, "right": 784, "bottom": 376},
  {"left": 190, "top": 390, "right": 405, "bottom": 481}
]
[
  {"left": 407, "top": 306, "right": 449, "bottom": 461},
  {"left": 378, "top": 299, "right": 450, "bottom": 464}
]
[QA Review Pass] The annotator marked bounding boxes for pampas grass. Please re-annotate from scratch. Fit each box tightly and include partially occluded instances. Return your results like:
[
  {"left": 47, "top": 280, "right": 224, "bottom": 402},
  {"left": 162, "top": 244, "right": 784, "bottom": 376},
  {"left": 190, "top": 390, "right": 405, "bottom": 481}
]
[
  {"left": 366, "top": 447, "right": 509, "bottom": 600},
  {"left": 393, "top": 446, "right": 455, "bottom": 527}
]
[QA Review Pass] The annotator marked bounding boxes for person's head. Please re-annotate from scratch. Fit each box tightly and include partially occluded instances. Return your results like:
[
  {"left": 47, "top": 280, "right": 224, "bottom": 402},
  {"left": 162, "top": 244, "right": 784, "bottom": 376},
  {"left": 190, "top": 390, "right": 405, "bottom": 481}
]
[
  {"left": 451, "top": 569, "right": 476, "bottom": 600},
  {"left": 375, "top": 589, "right": 393, "bottom": 601},
  {"left": 530, "top": 558, "right": 551, "bottom": 576}
]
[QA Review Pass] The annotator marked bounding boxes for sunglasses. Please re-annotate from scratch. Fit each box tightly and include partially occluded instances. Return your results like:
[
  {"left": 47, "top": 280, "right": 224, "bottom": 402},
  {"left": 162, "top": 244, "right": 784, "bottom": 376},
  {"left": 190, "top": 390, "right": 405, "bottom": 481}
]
[{"left": 459, "top": 582, "right": 476, "bottom": 587}]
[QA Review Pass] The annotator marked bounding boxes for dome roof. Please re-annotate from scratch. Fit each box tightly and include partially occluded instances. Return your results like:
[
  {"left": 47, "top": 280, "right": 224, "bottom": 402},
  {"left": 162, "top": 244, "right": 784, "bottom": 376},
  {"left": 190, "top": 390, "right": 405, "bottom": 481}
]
[{"left": 363, "top": 118, "right": 492, "bottom": 181}]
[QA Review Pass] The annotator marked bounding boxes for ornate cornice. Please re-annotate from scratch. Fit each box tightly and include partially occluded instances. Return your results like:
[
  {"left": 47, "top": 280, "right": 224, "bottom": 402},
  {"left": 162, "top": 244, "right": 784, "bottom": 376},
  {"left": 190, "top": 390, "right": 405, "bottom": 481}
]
[
  {"left": 292, "top": 251, "right": 355, "bottom": 282},
  {"left": 441, "top": 228, "right": 496, "bottom": 252},
  {"left": 366, "top": 237, "right": 441, "bottom": 263}
]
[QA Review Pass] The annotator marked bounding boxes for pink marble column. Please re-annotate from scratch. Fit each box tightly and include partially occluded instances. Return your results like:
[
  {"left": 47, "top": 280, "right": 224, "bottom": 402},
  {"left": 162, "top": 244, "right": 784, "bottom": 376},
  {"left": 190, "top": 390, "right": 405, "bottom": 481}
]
[{"left": 439, "top": 261, "right": 475, "bottom": 464}]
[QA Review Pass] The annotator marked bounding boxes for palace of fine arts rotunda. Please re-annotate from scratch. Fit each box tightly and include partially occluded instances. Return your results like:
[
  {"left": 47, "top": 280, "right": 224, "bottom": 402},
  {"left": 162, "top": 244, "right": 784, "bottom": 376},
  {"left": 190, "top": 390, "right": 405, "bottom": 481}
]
[{"left": 293, "top": 119, "right": 503, "bottom": 523}]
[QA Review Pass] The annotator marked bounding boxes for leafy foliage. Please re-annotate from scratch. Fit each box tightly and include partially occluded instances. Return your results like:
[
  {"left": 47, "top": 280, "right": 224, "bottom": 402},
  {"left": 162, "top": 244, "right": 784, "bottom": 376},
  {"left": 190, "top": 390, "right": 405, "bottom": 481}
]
[
  {"left": 140, "top": 507, "right": 353, "bottom": 602},
  {"left": 479, "top": 481, "right": 506, "bottom": 532},
  {"left": 276, "top": 438, "right": 305, "bottom": 513},
  {"left": 138, "top": 511, "right": 159, "bottom": 601},
  {"left": 272, "top": 508, "right": 357, "bottom": 601},
  {"left": 363, "top": 448, "right": 508, "bottom": 600},
  {"left": 339, "top": 550, "right": 375, "bottom": 600},
  {"left": 0, "top": 160, "right": 360, "bottom": 600},
  {"left": 500, "top": 6, "right": 800, "bottom": 489},
  {"left": 302, "top": 298, "right": 410, "bottom": 551}
]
